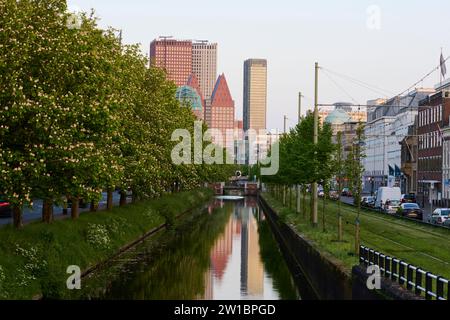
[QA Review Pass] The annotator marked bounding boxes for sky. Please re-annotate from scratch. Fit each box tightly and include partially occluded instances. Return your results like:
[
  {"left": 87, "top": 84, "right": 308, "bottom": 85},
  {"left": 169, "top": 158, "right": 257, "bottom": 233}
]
[{"left": 68, "top": 0, "right": 450, "bottom": 131}]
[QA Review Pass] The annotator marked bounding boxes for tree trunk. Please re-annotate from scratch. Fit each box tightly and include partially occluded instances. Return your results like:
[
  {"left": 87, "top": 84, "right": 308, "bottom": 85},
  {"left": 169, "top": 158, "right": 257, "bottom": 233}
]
[
  {"left": 107, "top": 189, "right": 113, "bottom": 210},
  {"left": 71, "top": 197, "right": 79, "bottom": 219},
  {"left": 119, "top": 191, "right": 127, "bottom": 206},
  {"left": 289, "top": 186, "right": 293, "bottom": 209},
  {"left": 283, "top": 185, "right": 286, "bottom": 206},
  {"left": 90, "top": 201, "right": 98, "bottom": 212},
  {"left": 13, "top": 206, "right": 23, "bottom": 229},
  {"left": 302, "top": 190, "right": 306, "bottom": 219},
  {"left": 296, "top": 185, "right": 301, "bottom": 214},
  {"left": 62, "top": 197, "right": 68, "bottom": 215},
  {"left": 42, "top": 199, "right": 54, "bottom": 223},
  {"left": 338, "top": 215, "right": 343, "bottom": 241},
  {"left": 322, "top": 196, "right": 326, "bottom": 232}
]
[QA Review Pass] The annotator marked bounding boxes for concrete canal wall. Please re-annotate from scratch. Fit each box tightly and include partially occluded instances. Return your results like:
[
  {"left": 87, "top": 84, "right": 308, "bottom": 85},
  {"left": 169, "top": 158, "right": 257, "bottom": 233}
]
[{"left": 259, "top": 195, "right": 420, "bottom": 300}]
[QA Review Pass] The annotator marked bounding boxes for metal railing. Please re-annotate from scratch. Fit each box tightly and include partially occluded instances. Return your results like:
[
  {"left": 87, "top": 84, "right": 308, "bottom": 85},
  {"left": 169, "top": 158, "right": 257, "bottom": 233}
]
[{"left": 359, "top": 246, "right": 449, "bottom": 300}]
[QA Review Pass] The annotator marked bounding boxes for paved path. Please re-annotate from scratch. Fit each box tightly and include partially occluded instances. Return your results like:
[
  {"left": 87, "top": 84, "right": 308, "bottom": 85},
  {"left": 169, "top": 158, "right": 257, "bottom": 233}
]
[{"left": 0, "top": 191, "right": 127, "bottom": 227}]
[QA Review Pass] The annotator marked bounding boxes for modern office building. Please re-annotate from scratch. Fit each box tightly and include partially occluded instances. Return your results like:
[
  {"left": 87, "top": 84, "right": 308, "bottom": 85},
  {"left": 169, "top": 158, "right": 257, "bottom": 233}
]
[
  {"left": 192, "top": 41, "right": 217, "bottom": 99},
  {"left": 243, "top": 59, "right": 267, "bottom": 132},
  {"left": 150, "top": 38, "right": 192, "bottom": 86}
]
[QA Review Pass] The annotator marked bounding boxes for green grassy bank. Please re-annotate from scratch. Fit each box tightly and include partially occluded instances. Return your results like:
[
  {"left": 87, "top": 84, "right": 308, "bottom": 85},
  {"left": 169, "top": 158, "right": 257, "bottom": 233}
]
[
  {"left": 263, "top": 192, "right": 450, "bottom": 280},
  {"left": 0, "top": 189, "right": 213, "bottom": 299}
]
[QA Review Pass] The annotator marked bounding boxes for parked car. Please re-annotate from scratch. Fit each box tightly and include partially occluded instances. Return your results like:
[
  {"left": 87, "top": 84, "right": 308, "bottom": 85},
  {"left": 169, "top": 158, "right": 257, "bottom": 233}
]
[
  {"left": 318, "top": 189, "right": 325, "bottom": 198},
  {"left": 361, "top": 196, "right": 375, "bottom": 208},
  {"left": 375, "top": 187, "right": 401, "bottom": 209},
  {"left": 443, "top": 218, "right": 450, "bottom": 228},
  {"left": 396, "top": 203, "right": 423, "bottom": 220},
  {"left": 383, "top": 199, "right": 401, "bottom": 214},
  {"left": 427, "top": 208, "right": 450, "bottom": 225},
  {"left": 329, "top": 191, "right": 339, "bottom": 201},
  {"left": 341, "top": 188, "right": 352, "bottom": 197},
  {"left": 401, "top": 193, "right": 417, "bottom": 204},
  {"left": 0, "top": 196, "right": 12, "bottom": 218}
]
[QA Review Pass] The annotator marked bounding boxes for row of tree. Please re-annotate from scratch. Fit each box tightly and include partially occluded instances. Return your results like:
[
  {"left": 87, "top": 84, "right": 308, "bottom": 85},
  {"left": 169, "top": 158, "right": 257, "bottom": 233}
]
[
  {"left": 262, "top": 112, "right": 365, "bottom": 236},
  {"left": 0, "top": 0, "right": 235, "bottom": 228}
]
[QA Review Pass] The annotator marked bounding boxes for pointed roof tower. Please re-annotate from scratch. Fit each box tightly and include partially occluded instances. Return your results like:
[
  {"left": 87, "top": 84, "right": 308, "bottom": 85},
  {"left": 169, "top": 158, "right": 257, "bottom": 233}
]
[{"left": 211, "top": 73, "right": 234, "bottom": 108}]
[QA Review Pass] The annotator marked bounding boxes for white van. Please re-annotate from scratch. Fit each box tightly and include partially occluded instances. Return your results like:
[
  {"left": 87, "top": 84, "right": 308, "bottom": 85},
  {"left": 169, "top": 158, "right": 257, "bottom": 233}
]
[{"left": 375, "top": 187, "right": 402, "bottom": 213}]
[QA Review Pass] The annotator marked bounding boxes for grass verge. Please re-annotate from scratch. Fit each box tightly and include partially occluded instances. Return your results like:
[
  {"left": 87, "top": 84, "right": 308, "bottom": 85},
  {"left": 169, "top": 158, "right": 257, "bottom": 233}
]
[
  {"left": 263, "top": 191, "right": 450, "bottom": 280},
  {"left": 0, "top": 189, "right": 213, "bottom": 299}
]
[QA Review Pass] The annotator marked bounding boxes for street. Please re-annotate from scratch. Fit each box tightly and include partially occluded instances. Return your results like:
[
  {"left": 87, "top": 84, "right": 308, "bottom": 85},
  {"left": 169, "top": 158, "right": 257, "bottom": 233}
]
[{"left": 339, "top": 196, "right": 433, "bottom": 223}]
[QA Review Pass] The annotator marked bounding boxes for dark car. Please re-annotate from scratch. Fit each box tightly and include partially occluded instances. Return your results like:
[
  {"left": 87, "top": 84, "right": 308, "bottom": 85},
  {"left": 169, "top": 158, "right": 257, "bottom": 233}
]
[
  {"left": 401, "top": 193, "right": 417, "bottom": 204},
  {"left": 362, "top": 196, "right": 376, "bottom": 208},
  {"left": 397, "top": 203, "right": 423, "bottom": 220},
  {"left": 0, "top": 197, "right": 12, "bottom": 218},
  {"left": 341, "top": 188, "right": 352, "bottom": 197}
]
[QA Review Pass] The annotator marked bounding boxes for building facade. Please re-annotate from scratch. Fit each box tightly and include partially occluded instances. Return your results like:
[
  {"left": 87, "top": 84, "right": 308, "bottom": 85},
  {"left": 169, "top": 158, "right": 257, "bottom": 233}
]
[
  {"left": 243, "top": 59, "right": 267, "bottom": 132},
  {"left": 400, "top": 124, "right": 418, "bottom": 195},
  {"left": 210, "top": 74, "right": 235, "bottom": 148},
  {"left": 150, "top": 38, "right": 192, "bottom": 86},
  {"left": 442, "top": 126, "right": 450, "bottom": 207},
  {"left": 192, "top": 41, "right": 217, "bottom": 99},
  {"left": 175, "top": 85, "right": 204, "bottom": 121},
  {"left": 417, "top": 90, "right": 450, "bottom": 207},
  {"left": 319, "top": 102, "right": 367, "bottom": 127},
  {"left": 363, "top": 89, "right": 435, "bottom": 194}
]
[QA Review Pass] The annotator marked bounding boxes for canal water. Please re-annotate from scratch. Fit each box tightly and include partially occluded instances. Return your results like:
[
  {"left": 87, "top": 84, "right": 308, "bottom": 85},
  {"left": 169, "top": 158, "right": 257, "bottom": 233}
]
[{"left": 78, "top": 197, "right": 303, "bottom": 300}]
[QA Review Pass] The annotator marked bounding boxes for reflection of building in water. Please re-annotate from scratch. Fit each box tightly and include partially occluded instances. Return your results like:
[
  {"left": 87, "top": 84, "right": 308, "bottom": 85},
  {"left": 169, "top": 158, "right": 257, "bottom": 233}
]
[
  {"left": 210, "top": 207, "right": 235, "bottom": 280},
  {"left": 245, "top": 208, "right": 264, "bottom": 296},
  {"left": 205, "top": 200, "right": 264, "bottom": 298},
  {"left": 199, "top": 266, "right": 214, "bottom": 300},
  {"left": 238, "top": 201, "right": 264, "bottom": 296}
]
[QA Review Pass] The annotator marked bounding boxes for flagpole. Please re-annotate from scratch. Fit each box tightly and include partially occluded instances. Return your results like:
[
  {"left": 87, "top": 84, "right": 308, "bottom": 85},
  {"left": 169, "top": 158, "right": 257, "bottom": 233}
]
[{"left": 441, "top": 47, "right": 443, "bottom": 87}]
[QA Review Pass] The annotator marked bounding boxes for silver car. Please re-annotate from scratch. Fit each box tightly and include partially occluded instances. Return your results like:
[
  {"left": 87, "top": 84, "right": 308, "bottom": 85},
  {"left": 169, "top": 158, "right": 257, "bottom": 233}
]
[{"left": 427, "top": 208, "right": 450, "bottom": 225}]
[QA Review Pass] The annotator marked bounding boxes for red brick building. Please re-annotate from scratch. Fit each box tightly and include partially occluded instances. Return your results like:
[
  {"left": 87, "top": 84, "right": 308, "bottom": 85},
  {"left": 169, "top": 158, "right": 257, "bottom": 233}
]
[
  {"left": 417, "top": 90, "right": 450, "bottom": 207},
  {"left": 150, "top": 38, "right": 192, "bottom": 86},
  {"left": 210, "top": 74, "right": 235, "bottom": 147}
]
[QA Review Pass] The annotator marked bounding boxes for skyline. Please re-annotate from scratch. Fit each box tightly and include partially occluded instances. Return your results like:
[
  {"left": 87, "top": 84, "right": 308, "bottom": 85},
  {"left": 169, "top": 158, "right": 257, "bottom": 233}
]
[{"left": 68, "top": 0, "right": 450, "bottom": 131}]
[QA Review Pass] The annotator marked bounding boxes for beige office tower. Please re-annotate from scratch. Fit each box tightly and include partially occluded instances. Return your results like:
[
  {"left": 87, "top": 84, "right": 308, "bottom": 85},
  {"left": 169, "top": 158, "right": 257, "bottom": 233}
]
[
  {"left": 243, "top": 59, "right": 267, "bottom": 132},
  {"left": 192, "top": 42, "right": 217, "bottom": 99}
]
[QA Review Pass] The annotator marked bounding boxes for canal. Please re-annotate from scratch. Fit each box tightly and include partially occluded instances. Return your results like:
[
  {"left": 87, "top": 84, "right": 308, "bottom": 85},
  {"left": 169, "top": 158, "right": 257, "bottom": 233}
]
[{"left": 77, "top": 197, "right": 312, "bottom": 300}]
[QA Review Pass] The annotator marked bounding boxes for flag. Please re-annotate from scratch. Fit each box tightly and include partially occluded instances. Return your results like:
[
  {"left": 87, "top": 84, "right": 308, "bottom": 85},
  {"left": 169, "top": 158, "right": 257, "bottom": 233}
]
[
  {"left": 388, "top": 165, "right": 394, "bottom": 177},
  {"left": 441, "top": 52, "right": 447, "bottom": 78}
]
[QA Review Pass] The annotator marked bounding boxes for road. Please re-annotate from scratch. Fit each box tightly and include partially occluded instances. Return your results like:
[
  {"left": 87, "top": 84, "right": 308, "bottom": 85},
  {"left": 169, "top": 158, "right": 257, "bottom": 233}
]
[{"left": 0, "top": 191, "right": 127, "bottom": 227}]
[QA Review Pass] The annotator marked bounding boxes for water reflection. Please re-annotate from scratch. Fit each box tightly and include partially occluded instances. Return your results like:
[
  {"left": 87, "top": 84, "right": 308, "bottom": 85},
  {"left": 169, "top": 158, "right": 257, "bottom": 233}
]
[{"left": 79, "top": 197, "right": 300, "bottom": 300}]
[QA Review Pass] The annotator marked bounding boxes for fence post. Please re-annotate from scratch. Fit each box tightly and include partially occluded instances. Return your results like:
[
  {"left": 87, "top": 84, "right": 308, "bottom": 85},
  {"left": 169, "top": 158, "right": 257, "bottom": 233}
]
[
  {"left": 425, "top": 272, "right": 433, "bottom": 300},
  {"left": 415, "top": 268, "right": 423, "bottom": 296},
  {"left": 406, "top": 265, "right": 413, "bottom": 290},
  {"left": 374, "top": 251, "right": 380, "bottom": 268},
  {"left": 391, "top": 258, "right": 398, "bottom": 281},
  {"left": 436, "top": 277, "right": 444, "bottom": 300},
  {"left": 369, "top": 249, "right": 374, "bottom": 266},
  {"left": 385, "top": 256, "right": 391, "bottom": 278},
  {"left": 379, "top": 254, "right": 385, "bottom": 276},
  {"left": 399, "top": 262, "right": 405, "bottom": 285}
]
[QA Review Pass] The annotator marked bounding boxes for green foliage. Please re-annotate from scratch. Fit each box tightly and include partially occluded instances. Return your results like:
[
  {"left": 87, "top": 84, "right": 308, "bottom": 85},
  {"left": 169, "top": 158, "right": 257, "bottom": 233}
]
[
  {"left": 0, "top": 189, "right": 212, "bottom": 299},
  {"left": 263, "top": 113, "right": 336, "bottom": 188},
  {"left": 0, "top": 0, "right": 233, "bottom": 224}
]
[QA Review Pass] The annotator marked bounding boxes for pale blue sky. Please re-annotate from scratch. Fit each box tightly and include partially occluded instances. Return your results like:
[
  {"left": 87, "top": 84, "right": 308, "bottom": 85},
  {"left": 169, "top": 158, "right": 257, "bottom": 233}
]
[{"left": 68, "top": 0, "right": 450, "bottom": 131}]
